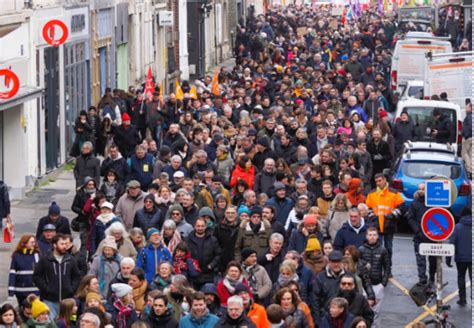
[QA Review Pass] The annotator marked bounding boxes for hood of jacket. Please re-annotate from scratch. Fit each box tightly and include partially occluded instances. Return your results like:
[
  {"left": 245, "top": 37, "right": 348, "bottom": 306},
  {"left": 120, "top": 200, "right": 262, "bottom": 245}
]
[
  {"left": 347, "top": 178, "right": 362, "bottom": 193},
  {"left": 460, "top": 215, "right": 472, "bottom": 226}
]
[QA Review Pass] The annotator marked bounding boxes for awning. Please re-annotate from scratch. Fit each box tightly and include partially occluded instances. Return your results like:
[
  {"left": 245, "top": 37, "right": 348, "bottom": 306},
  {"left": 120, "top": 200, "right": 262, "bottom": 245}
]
[{"left": 0, "top": 85, "right": 43, "bottom": 111}]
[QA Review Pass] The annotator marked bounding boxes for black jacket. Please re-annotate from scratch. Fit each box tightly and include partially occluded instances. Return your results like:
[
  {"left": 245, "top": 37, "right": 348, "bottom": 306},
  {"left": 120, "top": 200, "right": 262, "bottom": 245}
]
[
  {"left": 35, "top": 215, "right": 71, "bottom": 239},
  {"left": 358, "top": 240, "right": 389, "bottom": 286},
  {"left": 407, "top": 193, "right": 430, "bottom": 242},
  {"left": 134, "top": 207, "right": 164, "bottom": 233},
  {"left": 0, "top": 181, "right": 10, "bottom": 220},
  {"left": 214, "top": 220, "right": 240, "bottom": 272},
  {"left": 393, "top": 120, "right": 415, "bottom": 153},
  {"left": 433, "top": 114, "right": 452, "bottom": 144},
  {"left": 367, "top": 140, "right": 392, "bottom": 174},
  {"left": 145, "top": 309, "right": 179, "bottom": 328},
  {"left": 73, "top": 154, "right": 100, "bottom": 187},
  {"left": 336, "top": 289, "right": 374, "bottom": 324},
  {"left": 114, "top": 124, "right": 141, "bottom": 157},
  {"left": 313, "top": 267, "right": 346, "bottom": 323},
  {"left": 258, "top": 247, "right": 285, "bottom": 284},
  {"left": 71, "top": 189, "right": 92, "bottom": 224},
  {"left": 100, "top": 156, "right": 129, "bottom": 182},
  {"left": 253, "top": 148, "right": 277, "bottom": 171},
  {"left": 32, "top": 252, "right": 81, "bottom": 302},
  {"left": 187, "top": 232, "right": 222, "bottom": 284},
  {"left": 215, "top": 313, "right": 256, "bottom": 328},
  {"left": 254, "top": 171, "right": 276, "bottom": 195}
]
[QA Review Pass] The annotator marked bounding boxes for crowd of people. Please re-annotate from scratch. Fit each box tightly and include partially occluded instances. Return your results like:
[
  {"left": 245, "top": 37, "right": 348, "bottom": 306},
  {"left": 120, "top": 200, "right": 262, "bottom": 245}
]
[{"left": 1, "top": 3, "right": 472, "bottom": 328}]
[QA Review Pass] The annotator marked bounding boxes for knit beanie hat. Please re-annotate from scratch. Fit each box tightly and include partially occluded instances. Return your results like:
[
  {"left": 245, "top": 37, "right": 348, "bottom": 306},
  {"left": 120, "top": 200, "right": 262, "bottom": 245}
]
[
  {"left": 86, "top": 292, "right": 102, "bottom": 305},
  {"left": 122, "top": 112, "right": 131, "bottom": 122},
  {"left": 303, "top": 214, "right": 318, "bottom": 226},
  {"left": 111, "top": 283, "right": 133, "bottom": 298},
  {"left": 238, "top": 205, "right": 250, "bottom": 217},
  {"left": 31, "top": 298, "right": 49, "bottom": 319},
  {"left": 48, "top": 202, "right": 61, "bottom": 215},
  {"left": 102, "top": 236, "right": 118, "bottom": 251},
  {"left": 146, "top": 227, "right": 161, "bottom": 240},
  {"left": 305, "top": 235, "right": 321, "bottom": 252},
  {"left": 241, "top": 248, "right": 257, "bottom": 261}
]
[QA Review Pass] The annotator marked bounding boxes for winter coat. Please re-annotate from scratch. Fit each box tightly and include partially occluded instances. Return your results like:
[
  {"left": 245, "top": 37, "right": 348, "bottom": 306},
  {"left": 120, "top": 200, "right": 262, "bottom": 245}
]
[
  {"left": 325, "top": 209, "right": 350, "bottom": 241},
  {"left": 336, "top": 289, "right": 374, "bottom": 324},
  {"left": 21, "top": 318, "right": 57, "bottom": 328},
  {"left": 100, "top": 154, "right": 129, "bottom": 182},
  {"left": 258, "top": 248, "right": 286, "bottom": 284},
  {"left": 288, "top": 227, "right": 324, "bottom": 254},
  {"left": 247, "top": 301, "right": 271, "bottom": 328},
  {"left": 333, "top": 221, "right": 368, "bottom": 251},
  {"left": 406, "top": 193, "right": 430, "bottom": 242},
  {"left": 319, "top": 312, "right": 355, "bottom": 328},
  {"left": 145, "top": 309, "right": 179, "bottom": 328},
  {"left": 213, "top": 219, "right": 240, "bottom": 272},
  {"left": 433, "top": 114, "right": 452, "bottom": 144},
  {"left": 313, "top": 267, "right": 346, "bottom": 323},
  {"left": 230, "top": 165, "right": 256, "bottom": 190},
  {"left": 73, "top": 154, "right": 101, "bottom": 188},
  {"left": 217, "top": 278, "right": 252, "bottom": 307},
  {"left": 303, "top": 252, "right": 328, "bottom": 275},
  {"left": 254, "top": 171, "right": 276, "bottom": 195},
  {"left": 38, "top": 238, "right": 53, "bottom": 256},
  {"left": 358, "top": 240, "right": 389, "bottom": 286},
  {"left": 32, "top": 252, "right": 81, "bottom": 302},
  {"left": 35, "top": 216, "right": 71, "bottom": 239},
  {"left": 186, "top": 232, "right": 222, "bottom": 285},
  {"left": 282, "top": 308, "right": 309, "bottom": 328},
  {"left": 88, "top": 254, "right": 122, "bottom": 297},
  {"left": 241, "top": 264, "right": 272, "bottom": 301},
  {"left": 235, "top": 219, "right": 272, "bottom": 262},
  {"left": 266, "top": 196, "right": 294, "bottom": 226},
  {"left": 8, "top": 250, "right": 40, "bottom": 299},
  {"left": 345, "top": 105, "right": 367, "bottom": 122},
  {"left": 71, "top": 188, "right": 92, "bottom": 225},
  {"left": 115, "top": 191, "right": 146, "bottom": 229},
  {"left": 450, "top": 215, "right": 472, "bottom": 263},
  {"left": 106, "top": 300, "right": 138, "bottom": 328},
  {"left": 137, "top": 243, "right": 173, "bottom": 283},
  {"left": 197, "top": 187, "right": 232, "bottom": 210},
  {"left": 100, "top": 181, "right": 125, "bottom": 205},
  {"left": 215, "top": 313, "right": 257, "bottom": 328},
  {"left": 183, "top": 205, "right": 200, "bottom": 227},
  {"left": 134, "top": 207, "right": 164, "bottom": 233},
  {"left": 274, "top": 143, "right": 297, "bottom": 164},
  {"left": 128, "top": 153, "right": 155, "bottom": 190},
  {"left": 365, "top": 187, "right": 404, "bottom": 234},
  {"left": 179, "top": 312, "right": 220, "bottom": 328},
  {"left": 114, "top": 124, "right": 141, "bottom": 157},
  {"left": 90, "top": 214, "right": 121, "bottom": 255},
  {"left": 0, "top": 180, "right": 10, "bottom": 220},
  {"left": 316, "top": 194, "right": 335, "bottom": 220},
  {"left": 344, "top": 178, "right": 365, "bottom": 206},
  {"left": 462, "top": 112, "right": 472, "bottom": 139},
  {"left": 213, "top": 155, "right": 234, "bottom": 185},
  {"left": 367, "top": 140, "right": 392, "bottom": 174},
  {"left": 393, "top": 120, "right": 416, "bottom": 153},
  {"left": 356, "top": 151, "right": 373, "bottom": 185}
]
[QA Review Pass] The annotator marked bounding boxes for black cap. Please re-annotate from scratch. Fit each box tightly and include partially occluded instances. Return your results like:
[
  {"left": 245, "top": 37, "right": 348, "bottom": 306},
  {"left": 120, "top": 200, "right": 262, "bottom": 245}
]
[
  {"left": 257, "top": 137, "right": 270, "bottom": 148},
  {"left": 250, "top": 206, "right": 262, "bottom": 217},
  {"left": 241, "top": 248, "right": 257, "bottom": 261},
  {"left": 328, "top": 250, "right": 343, "bottom": 262},
  {"left": 211, "top": 176, "right": 222, "bottom": 183},
  {"left": 235, "top": 283, "right": 251, "bottom": 294}
]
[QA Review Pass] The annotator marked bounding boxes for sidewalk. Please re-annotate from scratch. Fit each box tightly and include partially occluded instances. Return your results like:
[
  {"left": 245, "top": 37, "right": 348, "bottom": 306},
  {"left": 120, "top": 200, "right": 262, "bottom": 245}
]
[{"left": 0, "top": 170, "right": 77, "bottom": 303}]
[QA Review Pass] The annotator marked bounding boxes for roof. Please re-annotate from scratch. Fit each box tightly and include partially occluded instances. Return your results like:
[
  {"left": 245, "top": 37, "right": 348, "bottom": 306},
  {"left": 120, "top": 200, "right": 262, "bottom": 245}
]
[{"left": 397, "top": 99, "right": 460, "bottom": 110}]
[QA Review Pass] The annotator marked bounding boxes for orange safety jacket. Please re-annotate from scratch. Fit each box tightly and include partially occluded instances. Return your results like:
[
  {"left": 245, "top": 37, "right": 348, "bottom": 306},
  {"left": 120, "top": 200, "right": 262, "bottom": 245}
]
[
  {"left": 365, "top": 186, "right": 404, "bottom": 233},
  {"left": 247, "top": 301, "right": 270, "bottom": 328}
]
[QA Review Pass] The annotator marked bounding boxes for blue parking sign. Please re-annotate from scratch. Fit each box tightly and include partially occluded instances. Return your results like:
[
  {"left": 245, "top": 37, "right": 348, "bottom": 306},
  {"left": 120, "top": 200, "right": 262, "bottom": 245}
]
[{"left": 425, "top": 180, "right": 452, "bottom": 207}]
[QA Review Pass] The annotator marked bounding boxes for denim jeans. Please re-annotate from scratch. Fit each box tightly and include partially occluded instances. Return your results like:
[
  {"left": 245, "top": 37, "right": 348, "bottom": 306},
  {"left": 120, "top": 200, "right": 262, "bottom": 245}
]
[{"left": 43, "top": 300, "right": 59, "bottom": 321}]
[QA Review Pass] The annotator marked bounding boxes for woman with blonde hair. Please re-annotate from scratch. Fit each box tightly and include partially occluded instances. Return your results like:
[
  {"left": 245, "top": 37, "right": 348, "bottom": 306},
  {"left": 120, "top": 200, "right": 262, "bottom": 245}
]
[{"left": 325, "top": 193, "right": 352, "bottom": 241}]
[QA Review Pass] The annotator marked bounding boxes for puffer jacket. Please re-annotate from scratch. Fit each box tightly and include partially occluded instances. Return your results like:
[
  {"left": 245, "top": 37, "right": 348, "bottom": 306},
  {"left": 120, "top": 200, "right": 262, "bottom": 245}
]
[
  {"left": 358, "top": 240, "right": 389, "bottom": 286},
  {"left": 230, "top": 165, "right": 256, "bottom": 190},
  {"left": 134, "top": 207, "right": 164, "bottom": 233},
  {"left": 213, "top": 219, "right": 240, "bottom": 272},
  {"left": 215, "top": 313, "right": 257, "bottom": 328},
  {"left": 137, "top": 243, "right": 173, "bottom": 283},
  {"left": 234, "top": 219, "right": 272, "bottom": 262},
  {"left": 145, "top": 309, "right": 179, "bottom": 328},
  {"left": 333, "top": 221, "right": 368, "bottom": 251},
  {"left": 179, "top": 312, "right": 220, "bottom": 328},
  {"left": 88, "top": 254, "right": 122, "bottom": 297},
  {"left": 406, "top": 192, "right": 430, "bottom": 242},
  {"left": 313, "top": 267, "right": 346, "bottom": 323},
  {"left": 450, "top": 215, "right": 472, "bottom": 263},
  {"left": 73, "top": 154, "right": 100, "bottom": 187},
  {"left": 266, "top": 196, "right": 294, "bottom": 226},
  {"left": 8, "top": 250, "right": 40, "bottom": 299},
  {"left": 186, "top": 232, "right": 222, "bottom": 285}
]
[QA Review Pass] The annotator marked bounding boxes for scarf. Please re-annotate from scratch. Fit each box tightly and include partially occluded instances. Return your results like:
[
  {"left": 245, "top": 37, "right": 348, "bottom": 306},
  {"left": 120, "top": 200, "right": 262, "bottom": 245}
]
[
  {"left": 99, "top": 255, "right": 119, "bottom": 295},
  {"left": 223, "top": 275, "right": 244, "bottom": 294},
  {"left": 173, "top": 252, "right": 201, "bottom": 275},
  {"left": 330, "top": 311, "right": 347, "bottom": 328},
  {"left": 249, "top": 221, "right": 262, "bottom": 234},
  {"left": 217, "top": 153, "right": 228, "bottom": 161},
  {"left": 241, "top": 264, "right": 258, "bottom": 292},
  {"left": 132, "top": 280, "right": 148, "bottom": 312},
  {"left": 113, "top": 299, "right": 134, "bottom": 328},
  {"left": 277, "top": 273, "right": 299, "bottom": 288}
]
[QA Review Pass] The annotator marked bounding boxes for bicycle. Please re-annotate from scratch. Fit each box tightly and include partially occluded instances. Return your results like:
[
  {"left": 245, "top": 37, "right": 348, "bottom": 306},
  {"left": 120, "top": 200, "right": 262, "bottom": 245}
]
[{"left": 423, "top": 292, "right": 456, "bottom": 328}]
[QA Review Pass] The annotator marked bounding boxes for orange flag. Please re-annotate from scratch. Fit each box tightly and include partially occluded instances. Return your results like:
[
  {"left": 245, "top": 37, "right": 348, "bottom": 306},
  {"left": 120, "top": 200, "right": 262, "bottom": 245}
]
[
  {"left": 190, "top": 85, "right": 198, "bottom": 100},
  {"left": 175, "top": 80, "right": 184, "bottom": 101},
  {"left": 145, "top": 67, "right": 155, "bottom": 101},
  {"left": 211, "top": 70, "right": 220, "bottom": 96},
  {"left": 159, "top": 82, "right": 164, "bottom": 106}
]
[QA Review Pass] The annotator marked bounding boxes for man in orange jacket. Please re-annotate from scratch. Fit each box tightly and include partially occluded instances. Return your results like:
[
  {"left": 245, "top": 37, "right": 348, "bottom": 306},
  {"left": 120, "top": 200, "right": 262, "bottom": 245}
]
[
  {"left": 235, "top": 283, "right": 270, "bottom": 328},
  {"left": 365, "top": 173, "right": 404, "bottom": 276}
]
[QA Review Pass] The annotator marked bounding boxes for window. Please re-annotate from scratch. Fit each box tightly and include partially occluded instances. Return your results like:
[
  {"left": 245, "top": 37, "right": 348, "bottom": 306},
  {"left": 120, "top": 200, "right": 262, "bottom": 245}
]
[
  {"left": 403, "top": 106, "right": 457, "bottom": 143},
  {"left": 403, "top": 161, "right": 461, "bottom": 179}
]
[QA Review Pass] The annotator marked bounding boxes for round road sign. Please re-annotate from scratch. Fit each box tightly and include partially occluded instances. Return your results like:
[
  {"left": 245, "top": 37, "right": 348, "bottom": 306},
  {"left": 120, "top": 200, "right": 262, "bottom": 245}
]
[
  {"left": 0, "top": 69, "right": 20, "bottom": 100},
  {"left": 421, "top": 207, "right": 455, "bottom": 242},
  {"left": 42, "top": 20, "right": 69, "bottom": 46}
]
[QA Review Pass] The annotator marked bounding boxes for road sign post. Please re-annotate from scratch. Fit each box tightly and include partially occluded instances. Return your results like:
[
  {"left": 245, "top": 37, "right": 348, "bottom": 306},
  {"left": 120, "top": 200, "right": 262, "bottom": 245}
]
[{"left": 425, "top": 180, "right": 452, "bottom": 207}]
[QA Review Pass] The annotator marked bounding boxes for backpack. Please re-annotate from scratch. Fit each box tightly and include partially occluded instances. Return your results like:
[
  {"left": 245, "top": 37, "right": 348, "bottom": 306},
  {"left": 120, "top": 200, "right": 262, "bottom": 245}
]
[{"left": 409, "top": 282, "right": 432, "bottom": 306}]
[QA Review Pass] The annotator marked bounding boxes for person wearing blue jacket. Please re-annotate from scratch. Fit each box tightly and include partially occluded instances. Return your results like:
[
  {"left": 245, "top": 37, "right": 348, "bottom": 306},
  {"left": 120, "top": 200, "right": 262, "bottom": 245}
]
[
  {"left": 128, "top": 145, "right": 155, "bottom": 191},
  {"left": 447, "top": 206, "right": 472, "bottom": 306},
  {"left": 179, "top": 292, "right": 220, "bottom": 328},
  {"left": 334, "top": 208, "right": 368, "bottom": 251},
  {"left": 266, "top": 182, "right": 294, "bottom": 226},
  {"left": 90, "top": 202, "right": 121, "bottom": 255},
  {"left": 137, "top": 228, "right": 173, "bottom": 283},
  {"left": 8, "top": 234, "right": 41, "bottom": 305}
]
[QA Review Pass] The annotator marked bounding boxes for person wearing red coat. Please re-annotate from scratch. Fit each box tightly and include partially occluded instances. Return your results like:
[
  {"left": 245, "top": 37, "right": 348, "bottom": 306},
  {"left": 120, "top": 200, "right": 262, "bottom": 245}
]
[
  {"left": 216, "top": 260, "right": 253, "bottom": 307},
  {"left": 82, "top": 193, "right": 107, "bottom": 252},
  {"left": 230, "top": 155, "right": 256, "bottom": 191}
]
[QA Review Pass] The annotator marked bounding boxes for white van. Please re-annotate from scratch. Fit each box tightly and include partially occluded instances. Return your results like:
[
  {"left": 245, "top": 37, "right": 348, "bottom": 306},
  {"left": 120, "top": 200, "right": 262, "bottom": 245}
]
[
  {"left": 400, "top": 80, "right": 424, "bottom": 100},
  {"left": 391, "top": 32, "right": 452, "bottom": 93},
  {"left": 394, "top": 99, "right": 463, "bottom": 149},
  {"left": 423, "top": 51, "right": 473, "bottom": 109}
]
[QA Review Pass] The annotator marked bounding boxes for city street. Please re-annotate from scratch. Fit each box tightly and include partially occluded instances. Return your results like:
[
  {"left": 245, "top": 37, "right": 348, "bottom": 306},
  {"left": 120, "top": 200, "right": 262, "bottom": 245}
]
[{"left": 0, "top": 169, "right": 470, "bottom": 327}]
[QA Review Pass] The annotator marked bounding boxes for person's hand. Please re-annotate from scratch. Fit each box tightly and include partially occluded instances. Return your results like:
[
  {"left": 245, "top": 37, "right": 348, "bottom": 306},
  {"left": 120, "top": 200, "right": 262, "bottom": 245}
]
[
  {"left": 374, "top": 154, "right": 383, "bottom": 160},
  {"left": 90, "top": 193, "right": 96, "bottom": 199},
  {"left": 80, "top": 118, "right": 86, "bottom": 123},
  {"left": 432, "top": 129, "right": 438, "bottom": 136},
  {"left": 368, "top": 299, "right": 376, "bottom": 307},
  {"left": 302, "top": 227, "right": 309, "bottom": 237},
  {"left": 265, "top": 253, "right": 274, "bottom": 261}
]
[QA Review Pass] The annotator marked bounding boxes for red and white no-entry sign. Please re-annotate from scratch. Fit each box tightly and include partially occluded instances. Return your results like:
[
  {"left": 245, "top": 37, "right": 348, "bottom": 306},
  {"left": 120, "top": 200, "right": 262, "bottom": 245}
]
[
  {"left": 421, "top": 207, "right": 455, "bottom": 242},
  {"left": 0, "top": 69, "right": 20, "bottom": 100},
  {"left": 42, "top": 20, "right": 69, "bottom": 46}
]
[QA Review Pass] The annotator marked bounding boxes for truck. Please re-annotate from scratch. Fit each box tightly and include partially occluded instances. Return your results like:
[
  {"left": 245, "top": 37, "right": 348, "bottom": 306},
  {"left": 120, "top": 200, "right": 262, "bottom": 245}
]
[
  {"left": 391, "top": 32, "right": 452, "bottom": 93},
  {"left": 423, "top": 51, "right": 473, "bottom": 109}
]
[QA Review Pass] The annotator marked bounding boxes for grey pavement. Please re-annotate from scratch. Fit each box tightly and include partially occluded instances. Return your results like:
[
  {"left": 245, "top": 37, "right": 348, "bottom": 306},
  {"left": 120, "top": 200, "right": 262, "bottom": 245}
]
[{"left": 0, "top": 168, "right": 471, "bottom": 327}]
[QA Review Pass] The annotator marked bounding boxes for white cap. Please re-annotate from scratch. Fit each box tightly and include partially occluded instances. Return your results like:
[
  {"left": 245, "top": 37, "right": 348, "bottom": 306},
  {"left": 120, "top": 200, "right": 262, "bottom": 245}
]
[
  {"left": 100, "top": 202, "right": 114, "bottom": 210},
  {"left": 173, "top": 171, "right": 185, "bottom": 178}
]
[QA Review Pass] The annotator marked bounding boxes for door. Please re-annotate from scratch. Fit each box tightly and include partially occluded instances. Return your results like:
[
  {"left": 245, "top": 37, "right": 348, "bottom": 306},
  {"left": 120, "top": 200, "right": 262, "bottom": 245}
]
[
  {"left": 99, "top": 47, "right": 107, "bottom": 97},
  {"left": 44, "top": 47, "right": 60, "bottom": 170}
]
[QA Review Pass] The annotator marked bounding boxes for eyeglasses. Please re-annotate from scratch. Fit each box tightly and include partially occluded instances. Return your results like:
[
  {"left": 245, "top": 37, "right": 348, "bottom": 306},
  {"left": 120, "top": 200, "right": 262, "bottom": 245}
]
[{"left": 171, "top": 212, "right": 181, "bottom": 216}]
